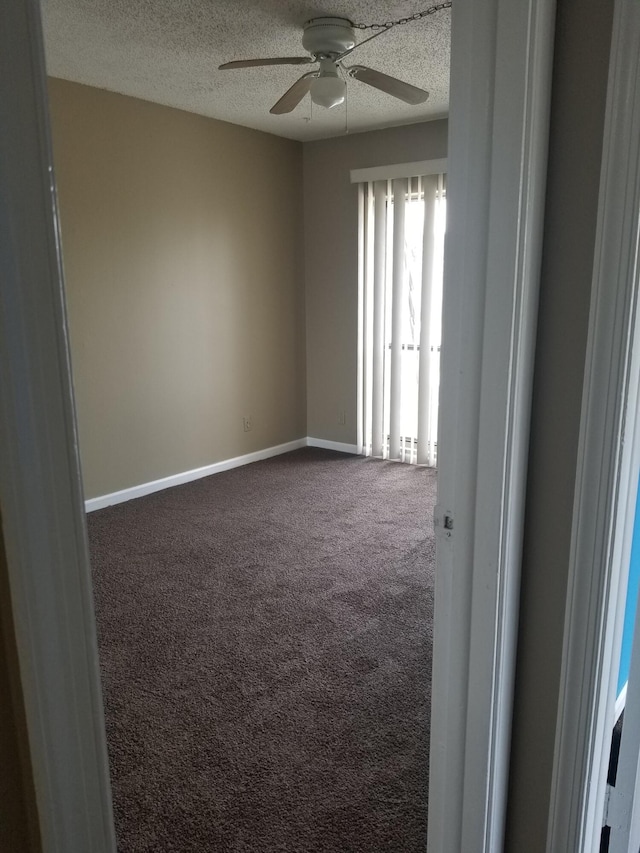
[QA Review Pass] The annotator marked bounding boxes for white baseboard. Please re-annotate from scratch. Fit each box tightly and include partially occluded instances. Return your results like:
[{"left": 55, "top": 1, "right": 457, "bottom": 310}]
[
  {"left": 85, "top": 438, "right": 307, "bottom": 512},
  {"left": 85, "top": 436, "right": 360, "bottom": 512},
  {"left": 306, "top": 437, "right": 359, "bottom": 455},
  {"left": 615, "top": 681, "right": 628, "bottom": 722}
]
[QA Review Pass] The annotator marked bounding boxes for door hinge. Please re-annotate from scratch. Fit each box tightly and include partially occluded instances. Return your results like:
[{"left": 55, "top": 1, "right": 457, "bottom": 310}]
[{"left": 603, "top": 784, "right": 612, "bottom": 827}]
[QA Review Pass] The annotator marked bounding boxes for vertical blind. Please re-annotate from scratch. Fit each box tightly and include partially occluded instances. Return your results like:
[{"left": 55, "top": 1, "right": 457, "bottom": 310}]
[{"left": 358, "top": 173, "right": 446, "bottom": 466}]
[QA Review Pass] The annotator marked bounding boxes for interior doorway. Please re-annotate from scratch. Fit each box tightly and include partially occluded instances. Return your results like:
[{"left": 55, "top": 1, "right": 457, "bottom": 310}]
[{"left": 0, "top": 0, "right": 556, "bottom": 851}]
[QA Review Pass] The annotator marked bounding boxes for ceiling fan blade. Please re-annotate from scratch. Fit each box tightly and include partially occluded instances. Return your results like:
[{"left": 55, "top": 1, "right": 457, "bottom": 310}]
[
  {"left": 347, "top": 65, "right": 429, "bottom": 105},
  {"left": 219, "top": 57, "right": 313, "bottom": 70},
  {"left": 270, "top": 73, "right": 315, "bottom": 114}
]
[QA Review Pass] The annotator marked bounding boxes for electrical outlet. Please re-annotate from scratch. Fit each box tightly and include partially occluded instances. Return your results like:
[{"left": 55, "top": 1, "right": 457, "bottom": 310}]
[
  {"left": 338, "top": 410, "right": 346, "bottom": 426},
  {"left": 243, "top": 416, "right": 253, "bottom": 432}
]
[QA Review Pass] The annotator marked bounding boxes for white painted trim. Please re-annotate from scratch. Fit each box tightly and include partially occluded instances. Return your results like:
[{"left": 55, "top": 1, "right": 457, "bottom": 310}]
[
  {"left": 547, "top": 0, "right": 640, "bottom": 850},
  {"left": 615, "top": 683, "right": 628, "bottom": 723},
  {"left": 350, "top": 158, "right": 448, "bottom": 184},
  {"left": 356, "top": 182, "right": 365, "bottom": 457},
  {"left": 0, "top": 0, "right": 116, "bottom": 849},
  {"left": 85, "top": 439, "right": 307, "bottom": 512},
  {"left": 85, "top": 438, "right": 365, "bottom": 512},
  {"left": 306, "top": 437, "right": 359, "bottom": 455},
  {"left": 429, "top": 0, "right": 556, "bottom": 850}
]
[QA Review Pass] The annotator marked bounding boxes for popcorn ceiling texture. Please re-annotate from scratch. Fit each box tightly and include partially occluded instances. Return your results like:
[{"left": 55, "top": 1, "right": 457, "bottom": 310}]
[{"left": 41, "top": 0, "right": 450, "bottom": 141}]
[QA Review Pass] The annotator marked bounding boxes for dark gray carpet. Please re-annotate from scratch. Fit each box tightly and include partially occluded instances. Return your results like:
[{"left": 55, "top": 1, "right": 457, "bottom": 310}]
[{"left": 88, "top": 447, "right": 436, "bottom": 853}]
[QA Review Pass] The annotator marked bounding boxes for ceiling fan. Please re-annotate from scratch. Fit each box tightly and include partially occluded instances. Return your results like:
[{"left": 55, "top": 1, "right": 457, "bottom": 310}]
[{"left": 219, "top": 17, "right": 429, "bottom": 115}]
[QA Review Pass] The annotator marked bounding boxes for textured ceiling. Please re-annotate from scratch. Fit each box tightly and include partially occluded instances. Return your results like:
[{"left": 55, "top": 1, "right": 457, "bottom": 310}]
[{"left": 41, "top": 1, "right": 450, "bottom": 142}]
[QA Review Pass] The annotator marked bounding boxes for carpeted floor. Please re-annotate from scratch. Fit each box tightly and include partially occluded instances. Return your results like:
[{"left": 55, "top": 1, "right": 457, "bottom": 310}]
[{"left": 88, "top": 447, "right": 436, "bottom": 853}]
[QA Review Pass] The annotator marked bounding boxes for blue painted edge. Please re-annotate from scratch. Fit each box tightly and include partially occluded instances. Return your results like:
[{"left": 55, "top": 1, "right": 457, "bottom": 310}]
[{"left": 618, "top": 474, "right": 640, "bottom": 695}]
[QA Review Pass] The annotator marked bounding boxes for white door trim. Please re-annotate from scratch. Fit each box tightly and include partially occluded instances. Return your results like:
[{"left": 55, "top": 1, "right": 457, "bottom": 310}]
[
  {"left": 547, "top": 0, "right": 640, "bottom": 850},
  {"left": 0, "top": 1, "right": 116, "bottom": 850},
  {"left": 429, "top": 0, "right": 556, "bottom": 850},
  {"left": 2, "top": 0, "right": 555, "bottom": 851}
]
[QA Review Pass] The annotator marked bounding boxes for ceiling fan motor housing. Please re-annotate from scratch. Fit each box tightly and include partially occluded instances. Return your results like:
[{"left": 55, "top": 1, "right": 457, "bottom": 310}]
[{"left": 302, "top": 17, "right": 356, "bottom": 58}]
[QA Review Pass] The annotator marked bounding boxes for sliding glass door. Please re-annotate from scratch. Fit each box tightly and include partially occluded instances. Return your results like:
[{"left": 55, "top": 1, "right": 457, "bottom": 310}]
[{"left": 359, "top": 172, "right": 446, "bottom": 465}]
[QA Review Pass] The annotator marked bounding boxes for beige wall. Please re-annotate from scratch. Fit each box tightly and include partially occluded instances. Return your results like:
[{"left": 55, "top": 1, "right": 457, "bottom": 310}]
[
  {"left": 303, "top": 120, "right": 448, "bottom": 443},
  {"left": 505, "top": 0, "right": 615, "bottom": 848},
  {"left": 48, "top": 79, "right": 306, "bottom": 500}
]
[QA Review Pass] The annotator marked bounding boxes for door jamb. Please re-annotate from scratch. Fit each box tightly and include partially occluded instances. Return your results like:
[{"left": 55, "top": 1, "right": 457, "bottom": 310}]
[
  {"left": 547, "top": 0, "right": 640, "bottom": 849},
  {"left": 429, "top": 0, "right": 556, "bottom": 850},
  {"left": 0, "top": 1, "right": 116, "bottom": 850}
]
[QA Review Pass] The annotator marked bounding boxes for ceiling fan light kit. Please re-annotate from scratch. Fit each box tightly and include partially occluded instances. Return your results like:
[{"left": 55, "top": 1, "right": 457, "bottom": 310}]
[
  {"left": 310, "top": 58, "right": 346, "bottom": 109},
  {"left": 219, "top": 13, "right": 437, "bottom": 117}
]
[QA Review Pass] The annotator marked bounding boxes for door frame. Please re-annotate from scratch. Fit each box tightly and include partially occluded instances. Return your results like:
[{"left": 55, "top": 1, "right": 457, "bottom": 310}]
[
  {"left": 0, "top": 0, "right": 116, "bottom": 850},
  {"left": 547, "top": 0, "right": 640, "bottom": 850},
  {"left": 1, "top": 0, "right": 555, "bottom": 850},
  {"left": 429, "top": 0, "right": 556, "bottom": 849}
]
